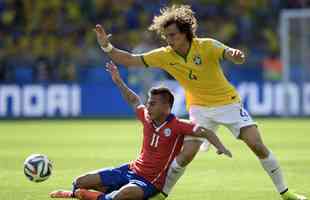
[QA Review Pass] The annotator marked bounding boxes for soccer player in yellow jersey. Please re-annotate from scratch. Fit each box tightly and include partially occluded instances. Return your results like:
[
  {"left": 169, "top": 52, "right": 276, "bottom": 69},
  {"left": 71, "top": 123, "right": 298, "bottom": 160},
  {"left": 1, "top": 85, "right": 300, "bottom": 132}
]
[{"left": 94, "top": 4, "right": 306, "bottom": 200}]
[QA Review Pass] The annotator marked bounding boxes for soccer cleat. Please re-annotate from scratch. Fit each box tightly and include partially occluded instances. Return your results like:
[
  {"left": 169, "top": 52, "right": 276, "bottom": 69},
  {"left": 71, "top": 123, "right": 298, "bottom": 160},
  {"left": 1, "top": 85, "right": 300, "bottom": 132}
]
[
  {"left": 49, "top": 190, "right": 73, "bottom": 198},
  {"left": 74, "top": 189, "right": 102, "bottom": 200},
  {"left": 149, "top": 192, "right": 167, "bottom": 200},
  {"left": 281, "top": 190, "right": 307, "bottom": 200}
]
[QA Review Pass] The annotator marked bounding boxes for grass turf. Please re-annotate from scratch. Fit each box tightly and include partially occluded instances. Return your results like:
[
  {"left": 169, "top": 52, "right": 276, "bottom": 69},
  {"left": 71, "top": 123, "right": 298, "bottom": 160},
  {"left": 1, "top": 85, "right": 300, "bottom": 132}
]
[{"left": 0, "top": 119, "right": 309, "bottom": 200}]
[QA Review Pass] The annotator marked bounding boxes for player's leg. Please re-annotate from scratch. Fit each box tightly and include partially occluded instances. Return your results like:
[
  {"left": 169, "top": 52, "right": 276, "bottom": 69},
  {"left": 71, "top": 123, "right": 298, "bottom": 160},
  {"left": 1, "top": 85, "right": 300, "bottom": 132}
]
[
  {"left": 162, "top": 139, "right": 201, "bottom": 195},
  {"left": 162, "top": 105, "right": 218, "bottom": 195},
  {"left": 50, "top": 164, "right": 129, "bottom": 199},
  {"left": 74, "top": 172, "right": 108, "bottom": 192},
  {"left": 239, "top": 125, "right": 288, "bottom": 191},
  {"left": 239, "top": 125, "right": 307, "bottom": 200},
  {"left": 76, "top": 184, "right": 144, "bottom": 200},
  {"left": 77, "top": 169, "right": 159, "bottom": 200},
  {"left": 50, "top": 170, "right": 108, "bottom": 198},
  {"left": 225, "top": 104, "right": 306, "bottom": 200}
]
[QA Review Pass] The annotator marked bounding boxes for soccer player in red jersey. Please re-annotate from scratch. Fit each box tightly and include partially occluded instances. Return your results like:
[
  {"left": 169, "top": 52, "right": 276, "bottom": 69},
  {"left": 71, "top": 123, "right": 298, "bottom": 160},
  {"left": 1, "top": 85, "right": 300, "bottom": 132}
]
[{"left": 49, "top": 62, "right": 231, "bottom": 200}]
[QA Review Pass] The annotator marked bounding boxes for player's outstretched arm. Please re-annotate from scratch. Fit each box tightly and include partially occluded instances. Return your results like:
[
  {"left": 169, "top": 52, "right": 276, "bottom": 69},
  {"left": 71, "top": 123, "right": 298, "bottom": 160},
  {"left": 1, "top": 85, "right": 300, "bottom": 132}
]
[
  {"left": 194, "top": 127, "right": 232, "bottom": 158},
  {"left": 224, "top": 48, "right": 246, "bottom": 64},
  {"left": 95, "top": 24, "right": 144, "bottom": 68},
  {"left": 106, "top": 62, "right": 142, "bottom": 109}
]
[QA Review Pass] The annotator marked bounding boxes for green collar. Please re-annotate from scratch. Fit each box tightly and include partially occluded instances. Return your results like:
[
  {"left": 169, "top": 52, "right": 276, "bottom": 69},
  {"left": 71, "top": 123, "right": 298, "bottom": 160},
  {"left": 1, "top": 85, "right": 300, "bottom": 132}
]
[{"left": 174, "top": 40, "right": 192, "bottom": 63}]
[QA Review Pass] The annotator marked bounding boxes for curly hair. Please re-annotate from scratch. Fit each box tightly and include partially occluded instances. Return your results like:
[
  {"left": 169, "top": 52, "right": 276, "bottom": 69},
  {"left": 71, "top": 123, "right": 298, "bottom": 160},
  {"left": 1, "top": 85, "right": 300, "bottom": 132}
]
[{"left": 148, "top": 4, "right": 197, "bottom": 41}]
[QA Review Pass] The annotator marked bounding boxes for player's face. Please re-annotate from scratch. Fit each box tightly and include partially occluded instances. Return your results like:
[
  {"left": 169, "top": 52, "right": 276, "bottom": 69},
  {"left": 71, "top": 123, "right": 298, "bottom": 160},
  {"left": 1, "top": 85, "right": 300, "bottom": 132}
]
[
  {"left": 164, "top": 23, "right": 187, "bottom": 50},
  {"left": 146, "top": 95, "right": 169, "bottom": 120}
]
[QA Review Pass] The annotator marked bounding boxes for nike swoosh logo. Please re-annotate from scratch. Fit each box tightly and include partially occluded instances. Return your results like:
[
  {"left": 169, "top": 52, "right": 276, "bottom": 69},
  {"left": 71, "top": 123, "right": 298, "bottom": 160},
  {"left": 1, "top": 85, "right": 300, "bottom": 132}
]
[
  {"left": 271, "top": 167, "right": 279, "bottom": 173},
  {"left": 169, "top": 63, "right": 179, "bottom": 66}
]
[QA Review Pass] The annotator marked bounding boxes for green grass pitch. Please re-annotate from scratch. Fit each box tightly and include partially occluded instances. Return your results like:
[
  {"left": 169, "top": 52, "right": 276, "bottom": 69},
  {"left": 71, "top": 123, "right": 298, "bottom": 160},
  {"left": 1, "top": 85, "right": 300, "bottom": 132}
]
[{"left": 1, "top": 119, "right": 309, "bottom": 200}]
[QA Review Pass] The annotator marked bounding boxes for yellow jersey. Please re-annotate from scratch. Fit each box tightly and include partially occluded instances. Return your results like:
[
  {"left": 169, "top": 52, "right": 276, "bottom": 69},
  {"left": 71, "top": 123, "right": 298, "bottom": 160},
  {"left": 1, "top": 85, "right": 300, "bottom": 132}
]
[{"left": 140, "top": 37, "right": 240, "bottom": 109}]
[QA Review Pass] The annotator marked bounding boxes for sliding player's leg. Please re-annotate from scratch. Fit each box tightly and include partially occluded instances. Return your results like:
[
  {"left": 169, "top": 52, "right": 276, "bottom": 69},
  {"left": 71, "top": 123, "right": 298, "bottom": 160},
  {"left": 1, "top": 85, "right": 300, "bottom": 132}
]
[
  {"left": 163, "top": 105, "right": 219, "bottom": 195},
  {"left": 75, "top": 184, "right": 143, "bottom": 200},
  {"left": 50, "top": 164, "right": 128, "bottom": 199},
  {"left": 77, "top": 171, "right": 159, "bottom": 200}
]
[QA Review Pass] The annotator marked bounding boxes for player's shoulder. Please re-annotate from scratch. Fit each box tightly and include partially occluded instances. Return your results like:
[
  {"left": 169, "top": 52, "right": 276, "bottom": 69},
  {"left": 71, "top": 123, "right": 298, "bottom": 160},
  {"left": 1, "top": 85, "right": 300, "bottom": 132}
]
[
  {"left": 136, "top": 104, "right": 146, "bottom": 110},
  {"left": 175, "top": 118, "right": 192, "bottom": 125},
  {"left": 195, "top": 37, "right": 223, "bottom": 47},
  {"left": 145, "top": 46, "right": 172, "bottom": 54},
  {"left": 135, "top": 104, "right": 148, "bottom": 120}
]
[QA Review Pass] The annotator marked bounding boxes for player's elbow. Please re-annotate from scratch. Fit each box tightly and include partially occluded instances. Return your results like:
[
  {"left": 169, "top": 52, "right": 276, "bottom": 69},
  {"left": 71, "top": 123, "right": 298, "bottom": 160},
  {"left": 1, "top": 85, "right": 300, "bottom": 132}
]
[{"left": 126, "top": 55, "right": 144, "bottom": 68}]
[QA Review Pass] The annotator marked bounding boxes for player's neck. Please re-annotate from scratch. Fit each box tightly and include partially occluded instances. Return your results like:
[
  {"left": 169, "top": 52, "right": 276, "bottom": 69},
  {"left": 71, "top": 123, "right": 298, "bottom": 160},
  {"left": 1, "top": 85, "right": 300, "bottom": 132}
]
[
  {"left": 175, "top": 40, "right": 191, "bottom": 57},
  {"left": 153, "top": 114, "right": 169, "bottom": 126}
]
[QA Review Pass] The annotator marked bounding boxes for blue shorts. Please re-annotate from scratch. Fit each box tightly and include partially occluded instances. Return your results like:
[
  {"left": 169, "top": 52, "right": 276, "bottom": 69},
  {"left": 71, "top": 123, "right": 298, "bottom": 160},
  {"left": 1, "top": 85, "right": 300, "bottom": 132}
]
[{"left": 98, "top": 164, "right": 159, "bottom": 199}]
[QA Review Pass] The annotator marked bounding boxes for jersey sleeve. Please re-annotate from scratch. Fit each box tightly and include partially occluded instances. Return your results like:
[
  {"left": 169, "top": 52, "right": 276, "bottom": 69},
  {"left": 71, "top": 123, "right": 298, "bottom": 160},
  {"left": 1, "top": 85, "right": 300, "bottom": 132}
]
[
  {"left": 207, "top": 39, "right": 229, "bottom": 60},
  {"left": 140, "top": 47, "right": 167, "bottom": 68},
  {"left": 135, "top": 105, "right": 147, "bottom": 122},
  {"left": 176, "top": 119, "right": 198, "bottom": 135}
]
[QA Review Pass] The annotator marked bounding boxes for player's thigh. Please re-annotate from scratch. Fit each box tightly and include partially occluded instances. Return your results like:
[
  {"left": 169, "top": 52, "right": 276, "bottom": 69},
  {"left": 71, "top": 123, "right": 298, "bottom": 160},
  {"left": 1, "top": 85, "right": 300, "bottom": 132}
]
[
  {"left": 114, "top": 184, "right": 144, "bottom": 200},
  {"left": 98, "top": 165, "right": 130, "bottom": 192},
  {"left": 215, "top": 103, "right": 257, "bottom": 138},
  {"left": 77, "top": 164, "right": 129, "bottom": 192}
]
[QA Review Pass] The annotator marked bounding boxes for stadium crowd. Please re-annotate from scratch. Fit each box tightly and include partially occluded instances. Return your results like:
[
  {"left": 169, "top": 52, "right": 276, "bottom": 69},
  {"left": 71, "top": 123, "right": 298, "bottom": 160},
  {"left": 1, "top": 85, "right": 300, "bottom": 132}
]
[{"left": 0, "top": 0, "right": 309, "bottom": 83}]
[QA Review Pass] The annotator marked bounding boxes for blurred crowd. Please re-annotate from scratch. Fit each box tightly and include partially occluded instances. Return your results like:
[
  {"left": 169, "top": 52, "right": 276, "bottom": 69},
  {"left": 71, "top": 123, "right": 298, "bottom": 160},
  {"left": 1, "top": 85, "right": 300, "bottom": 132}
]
[{"left": 0, "top": 0, "right": 309, "bottom": 83}]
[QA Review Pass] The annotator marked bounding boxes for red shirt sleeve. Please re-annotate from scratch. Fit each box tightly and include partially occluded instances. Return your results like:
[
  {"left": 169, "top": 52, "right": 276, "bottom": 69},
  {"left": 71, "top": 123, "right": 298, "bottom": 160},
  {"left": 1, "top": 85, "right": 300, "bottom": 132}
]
[
  {"left": 177, "top": 119, "right": 198, "bottom": 135},
  {"left": 135, "top": 105, "right": 147, "bottom": 122}
]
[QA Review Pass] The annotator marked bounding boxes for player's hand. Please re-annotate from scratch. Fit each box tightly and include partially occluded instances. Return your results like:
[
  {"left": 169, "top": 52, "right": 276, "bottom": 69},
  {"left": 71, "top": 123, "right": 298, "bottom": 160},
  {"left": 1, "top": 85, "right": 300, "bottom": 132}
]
[
  {"left": 226, "top": 48, "right": 245, "bottom": 64},
  {"left": 217, "top": 148, "right": 232, "bottom": 158},
  {"left": 106, "top": 61, "right": 121, "bottom": 83},
  {"left": 94, "top": 24, "right": 111, "bottom": 48}
]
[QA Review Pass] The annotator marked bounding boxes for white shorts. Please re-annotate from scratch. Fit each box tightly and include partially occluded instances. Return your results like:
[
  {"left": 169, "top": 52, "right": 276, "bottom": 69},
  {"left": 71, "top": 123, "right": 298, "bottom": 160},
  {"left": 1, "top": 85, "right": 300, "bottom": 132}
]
[{"left": 184, "top": 103, "right": 257, "bottom": 142}]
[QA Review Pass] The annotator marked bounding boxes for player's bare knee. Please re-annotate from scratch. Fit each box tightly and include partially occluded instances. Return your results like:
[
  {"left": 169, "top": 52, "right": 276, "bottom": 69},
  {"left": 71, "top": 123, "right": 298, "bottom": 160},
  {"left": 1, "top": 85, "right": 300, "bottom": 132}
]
[
  {"left": 251, "top": 142, "right": 269, "bottom": 158},
  {"left": 74, "top": 175, "right": 86, "bottom": 188}
]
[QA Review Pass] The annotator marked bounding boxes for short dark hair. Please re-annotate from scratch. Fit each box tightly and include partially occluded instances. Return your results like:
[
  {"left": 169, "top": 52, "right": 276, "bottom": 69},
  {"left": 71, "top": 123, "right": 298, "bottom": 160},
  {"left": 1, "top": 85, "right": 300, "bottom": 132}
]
[
  {"left": 148, "top": 87, "right": 174, "bottom": 109},
  {"left": 148, "top": 4, "right": 197, "bottom": 41}
]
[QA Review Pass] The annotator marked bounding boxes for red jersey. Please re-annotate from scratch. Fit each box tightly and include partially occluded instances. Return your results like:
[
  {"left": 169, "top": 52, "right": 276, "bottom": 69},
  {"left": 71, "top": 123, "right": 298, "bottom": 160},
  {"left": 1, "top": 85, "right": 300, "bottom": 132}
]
[{"left": 129, "top": 105, "right": 197, "bottom": 191}]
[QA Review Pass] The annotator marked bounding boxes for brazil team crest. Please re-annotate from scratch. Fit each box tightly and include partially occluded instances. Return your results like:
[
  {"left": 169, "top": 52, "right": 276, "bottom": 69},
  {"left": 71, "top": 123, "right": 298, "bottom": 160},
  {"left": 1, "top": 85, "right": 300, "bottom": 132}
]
[
  {"left": 164, "top": 128, "right": 171, "bottom": 137},
  {"left": 193, "top": 55, "right": 202, "bottom": 65}
]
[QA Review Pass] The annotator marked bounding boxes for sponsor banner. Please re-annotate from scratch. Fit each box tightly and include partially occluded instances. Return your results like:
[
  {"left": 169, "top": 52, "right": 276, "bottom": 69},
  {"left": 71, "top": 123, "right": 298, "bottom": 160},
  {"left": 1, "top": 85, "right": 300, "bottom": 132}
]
[
  {"left": 0, "top": 82, "right": 309, "bottom": 118},
  {"left": 0, "top": 84, "right": 133, "bottom": 118}
]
